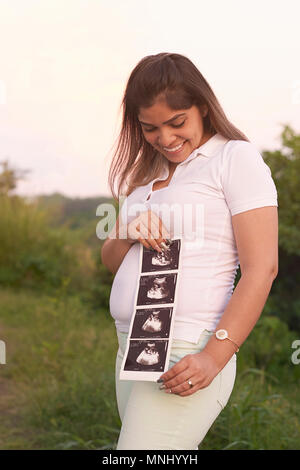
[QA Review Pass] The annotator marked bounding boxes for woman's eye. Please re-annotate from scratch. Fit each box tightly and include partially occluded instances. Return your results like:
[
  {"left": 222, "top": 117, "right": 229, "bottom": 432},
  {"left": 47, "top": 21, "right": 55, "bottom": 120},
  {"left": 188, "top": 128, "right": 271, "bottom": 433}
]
[
  {"left": 144, "top": 121, "right": 185, "bottom": 133},
  {"left": 172, "top": 121, "right": 185, "bottom": 128}
]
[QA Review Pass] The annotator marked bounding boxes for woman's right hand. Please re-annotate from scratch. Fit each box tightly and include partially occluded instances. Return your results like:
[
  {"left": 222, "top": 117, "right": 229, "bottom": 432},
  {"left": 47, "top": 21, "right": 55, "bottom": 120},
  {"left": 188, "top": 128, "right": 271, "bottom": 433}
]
[{"left": 126, "top": 210, "right": 171, "bottom": 252}]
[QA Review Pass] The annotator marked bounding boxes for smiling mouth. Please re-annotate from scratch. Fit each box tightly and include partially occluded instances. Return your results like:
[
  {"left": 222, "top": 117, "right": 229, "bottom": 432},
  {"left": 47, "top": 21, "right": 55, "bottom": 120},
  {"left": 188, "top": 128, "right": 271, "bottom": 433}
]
[{"left": 162, "top": 140, "right": 187, "bottom": 153}]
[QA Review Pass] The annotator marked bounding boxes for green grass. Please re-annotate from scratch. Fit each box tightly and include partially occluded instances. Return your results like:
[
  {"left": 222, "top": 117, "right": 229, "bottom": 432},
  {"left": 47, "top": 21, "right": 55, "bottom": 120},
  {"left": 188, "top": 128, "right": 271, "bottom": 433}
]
[
  {"left": 0, "top": 287, "right": 120, "bottom": 450},
  {"left": 0, "top": 286, "right": 299, "bottom": 450}
]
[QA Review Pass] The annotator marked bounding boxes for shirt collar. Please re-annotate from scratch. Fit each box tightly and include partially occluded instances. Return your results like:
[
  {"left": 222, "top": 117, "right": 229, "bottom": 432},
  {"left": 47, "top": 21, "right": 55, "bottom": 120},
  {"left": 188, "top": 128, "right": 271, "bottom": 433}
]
[
  {"left": 178, "top": 132, "right": 229, "bottom": 165},
  {"left": 159, "top": 133, "right": 229, "bottom": 177}
]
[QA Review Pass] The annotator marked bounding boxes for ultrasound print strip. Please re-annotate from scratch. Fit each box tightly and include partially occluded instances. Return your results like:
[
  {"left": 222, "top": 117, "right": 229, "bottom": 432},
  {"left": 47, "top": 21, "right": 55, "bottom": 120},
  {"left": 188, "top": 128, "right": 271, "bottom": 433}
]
[{"left": 119, "top": 237, "right": 182, "bottom": 382}]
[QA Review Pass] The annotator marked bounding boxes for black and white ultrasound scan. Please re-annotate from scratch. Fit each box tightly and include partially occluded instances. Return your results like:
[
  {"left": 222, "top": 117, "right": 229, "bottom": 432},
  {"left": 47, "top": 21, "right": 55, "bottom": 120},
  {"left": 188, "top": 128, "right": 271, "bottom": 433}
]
[
  {"left": 136, "top": 273, "right": 177, "bottom": 305},
  {"left": 130, "top": 307, "right": 173, "bottom": 339},
  {"left": 141, "top": 238, "right": 181, "bottom": 273},
  {"left": 123, "top": 339, "right": 168, "bottom": 372}
]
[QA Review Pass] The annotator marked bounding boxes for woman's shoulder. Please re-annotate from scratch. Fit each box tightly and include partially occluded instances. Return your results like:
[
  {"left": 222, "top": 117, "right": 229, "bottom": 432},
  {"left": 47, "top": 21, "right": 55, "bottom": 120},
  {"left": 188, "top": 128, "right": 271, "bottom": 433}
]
[
  {"left": 222, "top": 138, "right": 263, "bottom": 165},
  {"left": 225, "top": 138, "right": 262, "bottom": 154},
  {"left": 220, "top": 138, "right": 274, "bottom": 187}
]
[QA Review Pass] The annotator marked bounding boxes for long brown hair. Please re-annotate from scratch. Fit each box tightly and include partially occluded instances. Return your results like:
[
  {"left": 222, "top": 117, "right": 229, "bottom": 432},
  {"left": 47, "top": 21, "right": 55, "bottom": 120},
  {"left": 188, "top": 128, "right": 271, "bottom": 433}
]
[{"left": 108, "top": 52, "right": 249, "bottom": 200}]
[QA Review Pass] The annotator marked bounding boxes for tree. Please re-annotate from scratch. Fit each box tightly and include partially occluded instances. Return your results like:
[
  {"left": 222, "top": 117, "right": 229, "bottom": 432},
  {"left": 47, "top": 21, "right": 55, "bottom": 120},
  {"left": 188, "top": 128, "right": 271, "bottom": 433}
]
[
  {"left": 0, "top": 159, "right": 30, "bottom": 196},
  {"left": 263, "top": 125, "right": 300, "bottom": 256},
  {"left": 262, "top": 125, "right": 300, "bottom": 331}
]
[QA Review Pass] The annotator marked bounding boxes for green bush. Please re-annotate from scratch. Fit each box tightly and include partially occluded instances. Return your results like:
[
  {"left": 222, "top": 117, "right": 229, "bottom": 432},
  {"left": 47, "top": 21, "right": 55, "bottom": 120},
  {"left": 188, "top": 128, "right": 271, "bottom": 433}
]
[
  {"left": 263, "top": 125, "right": 300, "bottom": 331},
  {"left": 0, "top": 195, "right": 75, "bottom": 289},
  {"left": 238, "top": 313, "right": 300, "bottom": 383}
]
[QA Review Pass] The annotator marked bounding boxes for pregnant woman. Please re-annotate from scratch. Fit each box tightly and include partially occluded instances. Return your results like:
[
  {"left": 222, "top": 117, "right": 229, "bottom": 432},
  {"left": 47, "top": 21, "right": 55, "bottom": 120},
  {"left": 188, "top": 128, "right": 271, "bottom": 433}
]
[{"left": 101, "top": 52, "right": 278, "bottom": 450}]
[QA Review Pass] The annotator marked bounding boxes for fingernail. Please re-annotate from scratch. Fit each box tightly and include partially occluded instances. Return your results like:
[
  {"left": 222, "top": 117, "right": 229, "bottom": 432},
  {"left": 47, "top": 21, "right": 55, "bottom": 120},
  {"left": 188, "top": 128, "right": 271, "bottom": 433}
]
[
  {"left": 157, "top": 378, "right": 164, "bottom": 383},
  {"left": 160, "top": 242, "right": 168, "bottom": 250},
  {"left": 159, "top": 385, "right": 166, "bottom": 390}
]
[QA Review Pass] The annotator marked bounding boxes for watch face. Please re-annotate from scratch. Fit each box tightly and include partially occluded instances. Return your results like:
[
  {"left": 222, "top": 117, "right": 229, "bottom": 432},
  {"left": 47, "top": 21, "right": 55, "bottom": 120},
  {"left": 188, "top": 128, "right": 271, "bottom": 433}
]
[{"left": 216, "top": 329, "right": 228, "bottom": 340}]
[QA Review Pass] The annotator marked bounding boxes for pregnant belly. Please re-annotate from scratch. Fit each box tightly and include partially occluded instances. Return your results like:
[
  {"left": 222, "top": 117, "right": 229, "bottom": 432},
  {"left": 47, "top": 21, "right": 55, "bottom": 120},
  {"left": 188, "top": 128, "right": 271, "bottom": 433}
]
[{"left": 109, "top": 243, "right": 141, "bottom": 324}]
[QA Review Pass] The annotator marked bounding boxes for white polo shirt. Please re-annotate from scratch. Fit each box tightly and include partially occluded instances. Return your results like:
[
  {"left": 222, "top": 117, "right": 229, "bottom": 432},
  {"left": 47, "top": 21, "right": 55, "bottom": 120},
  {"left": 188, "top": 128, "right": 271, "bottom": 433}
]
[{"left": 109, "top": 133, "right": 278, "bottom": 343}]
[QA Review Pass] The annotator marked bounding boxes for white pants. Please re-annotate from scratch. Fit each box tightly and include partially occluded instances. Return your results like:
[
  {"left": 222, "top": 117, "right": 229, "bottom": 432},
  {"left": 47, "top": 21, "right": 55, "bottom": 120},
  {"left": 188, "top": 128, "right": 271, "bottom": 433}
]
[{"left": 115, "top": 328, "right": 237, "bottom": 450}]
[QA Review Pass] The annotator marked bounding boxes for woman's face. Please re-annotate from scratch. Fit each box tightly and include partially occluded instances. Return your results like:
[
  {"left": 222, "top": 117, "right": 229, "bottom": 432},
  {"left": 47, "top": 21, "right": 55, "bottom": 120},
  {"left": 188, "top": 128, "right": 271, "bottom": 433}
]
[{"left": 138, "top": 97, "right": 213, "bottom": 166}]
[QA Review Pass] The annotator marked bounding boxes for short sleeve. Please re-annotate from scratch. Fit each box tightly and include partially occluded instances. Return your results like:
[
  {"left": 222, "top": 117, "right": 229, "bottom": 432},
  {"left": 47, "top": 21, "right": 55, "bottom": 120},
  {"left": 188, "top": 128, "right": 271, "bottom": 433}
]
[{"left": 221, "top": 141, "right": 278, "bottom": 216}]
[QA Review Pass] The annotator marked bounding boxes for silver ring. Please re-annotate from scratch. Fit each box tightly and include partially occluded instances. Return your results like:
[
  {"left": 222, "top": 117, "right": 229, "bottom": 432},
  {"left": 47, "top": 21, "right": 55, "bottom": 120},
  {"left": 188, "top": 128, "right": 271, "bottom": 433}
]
[{"left": 188, "top": 380, "right": 193, "bottom": 388}]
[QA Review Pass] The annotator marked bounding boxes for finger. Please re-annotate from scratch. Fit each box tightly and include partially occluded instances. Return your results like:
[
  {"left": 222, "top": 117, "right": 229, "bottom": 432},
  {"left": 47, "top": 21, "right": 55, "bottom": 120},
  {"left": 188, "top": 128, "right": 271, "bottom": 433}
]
[
  {"left": 137, "top": 237, "right": 152, "bottom": 250},
  {"left": 161, "top": 369, "right": 194, "bottom": 393},
  {"left": 164, "top": 373, "right": 200, "bottom": 395},
  {"left": 127, "top": 220, "right": 152, "bottom": 249},
  {"left": 178, "top": 380, "right": 202, "bottom": 397},
  {"left": 146, "top": 211, "right": 163, "bottom": 241},
  {"left": 146, "top": 211, "right": 170, "bottom": 242},
  {"left": 179, "top": 374, "right": 215, "bottom": 396},
  {"left": 158, "top": 358, "right": 188, "bottom": 384},
  {"left": 179, "top": 387, "right": 198, "bottom": 397},
  {"left": 157, "top": 215, "right": 171, "bottom": 240},
  {"left": 127, "top": 220, "right": 142, "bottom": 241},
  {"left": 164, "top": 377, "right": 206, "bottom": 397},
  {"left": 136, "top": 220, "right": 163, "bottom": 252},
  {"left": 139, "top": 222, "right": 162, "bottom": 252}
]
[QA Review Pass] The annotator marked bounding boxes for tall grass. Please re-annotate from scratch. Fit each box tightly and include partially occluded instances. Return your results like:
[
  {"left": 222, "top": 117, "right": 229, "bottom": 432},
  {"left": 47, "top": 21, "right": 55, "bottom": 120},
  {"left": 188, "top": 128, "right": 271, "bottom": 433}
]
[
  {"left": 0, "top": 287, "right": 120, "bottom": 450},
  {"left": 0, "top": 286, "right": 299, "bottom": 450}
]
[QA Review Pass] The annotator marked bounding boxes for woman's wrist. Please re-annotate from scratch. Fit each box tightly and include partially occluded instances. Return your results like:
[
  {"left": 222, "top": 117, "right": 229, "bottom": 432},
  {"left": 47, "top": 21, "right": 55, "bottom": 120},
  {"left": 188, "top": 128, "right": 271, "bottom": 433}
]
[{"left": 200, "top": 335, "right": 237, "bottom": 370}]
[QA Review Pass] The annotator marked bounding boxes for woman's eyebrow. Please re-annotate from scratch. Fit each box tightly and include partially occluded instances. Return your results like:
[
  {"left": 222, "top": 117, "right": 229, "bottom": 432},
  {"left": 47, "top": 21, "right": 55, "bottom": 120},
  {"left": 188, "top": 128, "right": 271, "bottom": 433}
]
[{"left": 138, "top": 113, "right": 186, "bottom": 126}]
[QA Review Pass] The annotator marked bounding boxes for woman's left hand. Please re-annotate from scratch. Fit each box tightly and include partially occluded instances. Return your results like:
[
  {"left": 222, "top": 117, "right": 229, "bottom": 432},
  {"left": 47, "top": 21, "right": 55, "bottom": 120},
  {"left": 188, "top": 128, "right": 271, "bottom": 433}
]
[{"left": 158, "top": 350, "right": 222, "bottom": 397}]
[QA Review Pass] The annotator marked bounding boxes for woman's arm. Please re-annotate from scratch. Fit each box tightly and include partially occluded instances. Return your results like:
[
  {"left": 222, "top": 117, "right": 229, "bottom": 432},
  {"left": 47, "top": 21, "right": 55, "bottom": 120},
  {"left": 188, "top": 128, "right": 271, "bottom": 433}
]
[
  {"left": 101, "top": 213, "right": 135, "bottom": 274},
  {"left": 203, "top": 268, "right": 277, "bottom": 368},
  {"left": 202, "top": 205, "right": 278, "bottom": 369},
  {"left": 157, "top": 206, "right": 278, "bottom": 396},
  {"left": 101, "top": 236, "right": 134, "bottom": 275}
]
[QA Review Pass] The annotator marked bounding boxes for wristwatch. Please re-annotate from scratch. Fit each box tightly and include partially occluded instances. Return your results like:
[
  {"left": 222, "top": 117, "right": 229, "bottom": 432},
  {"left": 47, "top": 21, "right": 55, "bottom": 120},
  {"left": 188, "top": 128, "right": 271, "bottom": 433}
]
[{"left": 215, "top": 329, "right": 240, "bottom": 352}]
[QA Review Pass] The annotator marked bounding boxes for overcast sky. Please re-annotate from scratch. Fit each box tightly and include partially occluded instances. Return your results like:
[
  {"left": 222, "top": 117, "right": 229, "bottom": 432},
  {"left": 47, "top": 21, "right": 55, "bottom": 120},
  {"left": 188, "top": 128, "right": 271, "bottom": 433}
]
[{"left": 0, "top": 0, "right": 299, "bottom": 198}]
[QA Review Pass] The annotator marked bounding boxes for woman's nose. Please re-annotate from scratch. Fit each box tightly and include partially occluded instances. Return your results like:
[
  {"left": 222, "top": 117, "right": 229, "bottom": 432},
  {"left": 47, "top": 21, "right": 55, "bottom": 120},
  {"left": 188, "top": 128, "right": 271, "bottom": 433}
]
[{"left": 156, "top": 129, "right": 177, "bottom": 148}]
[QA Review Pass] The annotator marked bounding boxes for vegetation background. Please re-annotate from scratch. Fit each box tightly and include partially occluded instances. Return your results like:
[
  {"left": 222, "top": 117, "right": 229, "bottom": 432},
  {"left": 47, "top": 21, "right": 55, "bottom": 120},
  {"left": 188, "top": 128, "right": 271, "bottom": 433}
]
[{"left": 0, "top": 125, "right": 299, "bottom": 450}]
